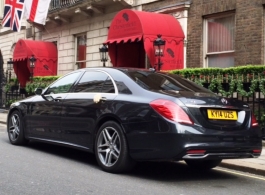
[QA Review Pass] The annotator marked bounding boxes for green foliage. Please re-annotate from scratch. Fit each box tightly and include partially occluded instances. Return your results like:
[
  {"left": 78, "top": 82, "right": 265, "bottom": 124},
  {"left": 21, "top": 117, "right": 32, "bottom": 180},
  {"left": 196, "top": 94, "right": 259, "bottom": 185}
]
[
  {"left": 5, "top": 99, "right": 17, "bottom": 107},
  {"left": 170, "top": 65, "right": 265, "bottom": 97},
  {"left": 5, "top": 77, "right": 19, "bottom": 92},
  {"left": 171, "top": 67, "right": 224, "bottom": 77},
  {"left": 254, "top": 108, "right": 265, "bottom": 130},
  {"left": 235, "top": 80, "right": 259, "bottom": 97},
  {"left": 229, "top": 65, "right": 265, "bottom": 75},
  {"left": 25, "top": 76, "right": 60, "bottom": 95},
  {"left": 171, "top": 65, "right": 265, "bottom": 79},
  {"left": 171, "top": 65, "right": 265, "bottom": 129}
]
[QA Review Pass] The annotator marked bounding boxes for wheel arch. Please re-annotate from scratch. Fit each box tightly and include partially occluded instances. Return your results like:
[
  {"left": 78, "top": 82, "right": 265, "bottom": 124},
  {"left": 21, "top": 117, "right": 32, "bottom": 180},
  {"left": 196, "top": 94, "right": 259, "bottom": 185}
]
[
  {"left": 93, "top": 114, "right": 126, "bottom": 152},
  {"left": 7, "top": 107, "right": 25, "bottom": 132}
]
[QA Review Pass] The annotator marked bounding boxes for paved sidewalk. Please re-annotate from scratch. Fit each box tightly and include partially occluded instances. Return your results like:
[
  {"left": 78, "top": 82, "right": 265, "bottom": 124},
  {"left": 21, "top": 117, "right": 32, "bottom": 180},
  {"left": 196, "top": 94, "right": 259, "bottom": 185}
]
[
  {"left": 1, "top": 109, "right": 265, "bottom": 176},
  {"left": 0, "top": 109, "right": 7, "bottom": 124},
  {"left": 221, "top": 152, "right": 265, "bottom": 176}
]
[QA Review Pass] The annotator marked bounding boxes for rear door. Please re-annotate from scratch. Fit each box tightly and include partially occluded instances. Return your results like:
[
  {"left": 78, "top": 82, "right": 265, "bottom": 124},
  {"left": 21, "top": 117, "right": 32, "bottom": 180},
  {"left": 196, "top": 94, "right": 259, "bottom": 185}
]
[{"left": 60, "top": 70, "right": 117, "bottom": 149}]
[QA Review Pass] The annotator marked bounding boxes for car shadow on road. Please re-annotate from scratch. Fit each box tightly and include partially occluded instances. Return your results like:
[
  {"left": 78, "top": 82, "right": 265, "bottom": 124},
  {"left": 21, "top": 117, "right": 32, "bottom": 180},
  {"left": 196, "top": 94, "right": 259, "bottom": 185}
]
[
  {"left": 7, "top": 139, "right": 238, "bottom": 181},
  {"left": 23, "top": 140, "right": 99, "bottom": 168},
  {"left": 127, "top": 161, "right": 237, "bottom": 182}
]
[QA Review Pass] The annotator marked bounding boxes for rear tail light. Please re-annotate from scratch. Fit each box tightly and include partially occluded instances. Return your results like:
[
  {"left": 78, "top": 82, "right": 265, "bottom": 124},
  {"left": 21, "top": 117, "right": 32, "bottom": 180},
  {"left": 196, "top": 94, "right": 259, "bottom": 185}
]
[
  {"left": 251, "top": 112, "right": 258, "bottom": 127},
  {"left": 253, "top": 149, "right": 261, "bottom": 154},
  {"left": 150, "top": 99, "right": 194, "bottom": 125}
]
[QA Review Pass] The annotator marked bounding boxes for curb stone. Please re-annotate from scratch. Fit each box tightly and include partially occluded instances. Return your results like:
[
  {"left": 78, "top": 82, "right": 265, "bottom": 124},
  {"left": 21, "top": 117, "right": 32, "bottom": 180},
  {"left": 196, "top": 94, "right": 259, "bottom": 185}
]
[{"left": 219, "top": 161, "right": 265, "bottom": 177}]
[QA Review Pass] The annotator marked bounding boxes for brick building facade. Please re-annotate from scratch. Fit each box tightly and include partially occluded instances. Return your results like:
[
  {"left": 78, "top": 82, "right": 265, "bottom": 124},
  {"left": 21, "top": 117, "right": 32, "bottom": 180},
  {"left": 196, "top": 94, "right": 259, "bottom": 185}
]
[{"left": 144, "top": 0, "right": 265, "bottom": 68}]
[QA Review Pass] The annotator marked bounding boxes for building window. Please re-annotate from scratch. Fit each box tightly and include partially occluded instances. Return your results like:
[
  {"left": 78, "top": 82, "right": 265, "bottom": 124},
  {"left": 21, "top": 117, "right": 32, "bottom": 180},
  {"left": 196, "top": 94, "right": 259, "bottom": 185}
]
[
  {"left": 0, "top": 0, "right": 4, "bottom": 21},
  {"left": 75, "top": 34, "right": 87, "bottom": 69},
  {"left": 204, "top": 14, "right": 235, "bottom": 68}
]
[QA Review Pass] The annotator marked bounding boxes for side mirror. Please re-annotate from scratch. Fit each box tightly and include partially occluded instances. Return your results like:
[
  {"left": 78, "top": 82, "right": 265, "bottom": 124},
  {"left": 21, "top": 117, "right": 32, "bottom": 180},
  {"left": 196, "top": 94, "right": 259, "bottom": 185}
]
[{"left": 35, "top": 88, "right": 43, "bottom": 95}]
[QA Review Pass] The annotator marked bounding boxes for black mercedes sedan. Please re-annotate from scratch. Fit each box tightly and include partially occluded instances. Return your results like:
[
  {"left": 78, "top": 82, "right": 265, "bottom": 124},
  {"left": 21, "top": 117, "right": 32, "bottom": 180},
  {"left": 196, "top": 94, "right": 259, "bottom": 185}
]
[{"left": 7, "top": 67, "right": 263, "bottom": 173}]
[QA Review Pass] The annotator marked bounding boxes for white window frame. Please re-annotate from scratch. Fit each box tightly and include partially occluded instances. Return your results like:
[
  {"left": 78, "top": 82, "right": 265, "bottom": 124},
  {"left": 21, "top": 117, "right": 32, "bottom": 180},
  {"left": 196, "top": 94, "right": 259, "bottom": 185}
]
[
  {"left": 75, "top": 33, "right": 87, "bottom": 69},
  {"left": 0, "top": 0, "right": 4, "bottom": 20},
  {"left": 203, "top": 12, "right": 235, "bottom": 68}
]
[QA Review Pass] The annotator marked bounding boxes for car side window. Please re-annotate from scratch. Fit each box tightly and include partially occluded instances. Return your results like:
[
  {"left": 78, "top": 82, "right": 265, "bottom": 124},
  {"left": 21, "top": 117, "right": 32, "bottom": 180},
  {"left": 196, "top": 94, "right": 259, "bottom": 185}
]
[
  {"left": 101, "top": 77, "right": 115, "bottom": 93},
  {"left": 45, "top": 72, "right": 81, "bottom": 94},
  {"left": 74, "top": 71, "right": 115, "bottom": 93}
]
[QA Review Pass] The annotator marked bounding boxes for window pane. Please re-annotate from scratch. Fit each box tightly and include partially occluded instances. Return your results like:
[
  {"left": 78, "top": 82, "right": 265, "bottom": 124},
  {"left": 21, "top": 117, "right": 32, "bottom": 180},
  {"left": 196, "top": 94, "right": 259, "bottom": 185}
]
[
  {"left": 74, "top": 71, "right": 109, "bottom": 93},
  {"left": 101, "top": 77, "right": 115, "bottom": 93},
  {"left": 46, "top": 72, "right": 81, "bottom": 94},
  {"left": 76, "top": 34, "right": 86, "bottom": 69},
  {"left": 126, "top": 71, "right": 210, "bottom": 92},
  {"left": 208, "top": 53, "right": 234, "bottom": 68},
  {"left": 207, "top": 15, "right": 235, "bottom": 53},
  {"left": 114, "top": 81, "right": 132, "bottom": 94}
]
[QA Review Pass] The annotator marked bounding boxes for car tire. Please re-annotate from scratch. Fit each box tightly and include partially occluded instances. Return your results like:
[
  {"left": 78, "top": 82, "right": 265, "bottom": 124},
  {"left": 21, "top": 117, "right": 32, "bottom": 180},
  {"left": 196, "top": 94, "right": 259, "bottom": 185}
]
[
  {"left": 185, "top": 159, "right": 222, "bottom": 170},
  {"left": 7, "top": 110, "right": 28, "bottom": 145},
  {"left": 95, "top": 121, "right": 135, "bottom": 173}
]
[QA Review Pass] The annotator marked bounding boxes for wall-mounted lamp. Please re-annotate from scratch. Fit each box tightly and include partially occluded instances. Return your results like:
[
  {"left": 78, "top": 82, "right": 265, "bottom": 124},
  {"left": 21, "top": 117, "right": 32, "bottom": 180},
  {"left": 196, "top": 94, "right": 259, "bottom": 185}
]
[
  {"left": 29, "top": 55, "right": 36, "bottom": 80},
  {"left": 99, "top": 44, "right": 108, "bottom": 67},
  {"left": 6, "top": 58, "right": 14, "bottom": 82},
  {"left": 153, "top": 34, "right": 165, "bottom": 71},
  {"left": 7, "top": 58, "right": 13, "bottom": 70}
]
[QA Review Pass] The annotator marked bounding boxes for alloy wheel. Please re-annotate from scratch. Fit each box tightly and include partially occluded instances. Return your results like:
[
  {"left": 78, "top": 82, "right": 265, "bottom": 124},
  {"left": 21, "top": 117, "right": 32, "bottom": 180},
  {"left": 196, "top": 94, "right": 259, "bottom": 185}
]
[
  {"left": 97, "top": 127, "right": 121, "bottom": 167},
  {"left": 9, "top": 114, "right": 20, "bottom": 141}
]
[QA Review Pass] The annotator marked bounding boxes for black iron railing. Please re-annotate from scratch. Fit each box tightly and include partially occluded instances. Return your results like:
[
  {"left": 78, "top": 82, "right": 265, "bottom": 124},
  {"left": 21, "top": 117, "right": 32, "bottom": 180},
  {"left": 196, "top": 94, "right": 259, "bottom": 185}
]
[
  {"left": 5, "top": 91, "right": 26, "bottom": 108},
  {"left": 49, "top": 0, "right": 85, "bottom": 11}
]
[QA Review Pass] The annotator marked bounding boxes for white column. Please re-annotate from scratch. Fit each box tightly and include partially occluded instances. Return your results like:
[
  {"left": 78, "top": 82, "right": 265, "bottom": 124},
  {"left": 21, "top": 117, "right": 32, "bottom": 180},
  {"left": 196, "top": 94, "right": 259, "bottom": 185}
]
[{"left": 173, "top": 9, "right": 189, "bottom": 69}]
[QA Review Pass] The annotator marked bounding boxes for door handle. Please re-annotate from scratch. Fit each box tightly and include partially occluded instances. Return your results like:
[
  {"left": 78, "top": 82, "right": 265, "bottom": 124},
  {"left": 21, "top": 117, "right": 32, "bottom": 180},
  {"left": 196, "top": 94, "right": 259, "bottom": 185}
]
[
  {"left": 100, "top": 97, "right": 107, "bottom": 102},
  {"left": 54, "top": 97, "right": 62, "bottom": 102}
]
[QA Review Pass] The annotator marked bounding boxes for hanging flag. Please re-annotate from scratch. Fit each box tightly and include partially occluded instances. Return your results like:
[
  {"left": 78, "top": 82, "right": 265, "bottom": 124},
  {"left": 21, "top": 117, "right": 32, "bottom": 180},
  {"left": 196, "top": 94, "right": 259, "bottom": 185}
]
[
  {"left": 24, "top": 0, "right": 51, "bottom": 25},
  {"left": 2, "top": 0, "right": 25, "bottom": 32}
]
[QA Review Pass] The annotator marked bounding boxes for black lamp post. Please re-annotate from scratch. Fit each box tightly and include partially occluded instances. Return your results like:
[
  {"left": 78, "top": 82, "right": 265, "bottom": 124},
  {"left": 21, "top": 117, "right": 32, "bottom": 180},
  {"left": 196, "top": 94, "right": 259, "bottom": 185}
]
[
  {"left": 99, "top": 44, "right": 108, "bottom": 67},
  {"left": 6, "top": 58, "right": 13, "bottom": 82},
  {"left": 29, "top": 55, "right": 36, "bottom": 80},
  {"left": 153, "top": 34, "right": 166, "bottom": 71}
]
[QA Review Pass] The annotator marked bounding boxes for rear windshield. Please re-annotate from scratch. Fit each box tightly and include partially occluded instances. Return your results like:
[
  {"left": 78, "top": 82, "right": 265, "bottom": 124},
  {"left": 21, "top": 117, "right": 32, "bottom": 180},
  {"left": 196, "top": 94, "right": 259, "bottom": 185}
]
[{"left": 126, "top": 70, "right": 211, "bottom": 93}]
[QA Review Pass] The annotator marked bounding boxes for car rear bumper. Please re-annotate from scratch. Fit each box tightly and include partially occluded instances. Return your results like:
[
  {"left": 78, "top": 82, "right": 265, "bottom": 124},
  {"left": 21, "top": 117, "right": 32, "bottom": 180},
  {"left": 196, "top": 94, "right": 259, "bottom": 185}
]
[
  {"left": 182, "top": 152, "right": 258, "bottom": 160},
  {"left": 127, "top": 133, "right": 262, "bottom": 161}
]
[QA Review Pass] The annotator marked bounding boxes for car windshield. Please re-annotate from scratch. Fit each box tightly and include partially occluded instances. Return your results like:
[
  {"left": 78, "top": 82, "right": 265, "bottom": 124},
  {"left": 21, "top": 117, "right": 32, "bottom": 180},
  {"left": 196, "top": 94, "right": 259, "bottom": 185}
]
[{"left": 126, "top": 70, "right": 211, "bottom": 92}]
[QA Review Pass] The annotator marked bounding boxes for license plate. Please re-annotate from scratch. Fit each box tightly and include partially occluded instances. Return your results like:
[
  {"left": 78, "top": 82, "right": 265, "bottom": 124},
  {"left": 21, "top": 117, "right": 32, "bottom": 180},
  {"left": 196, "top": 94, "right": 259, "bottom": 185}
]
[{"left": 207, "top": 109, "right": 238, "bottom": 120}]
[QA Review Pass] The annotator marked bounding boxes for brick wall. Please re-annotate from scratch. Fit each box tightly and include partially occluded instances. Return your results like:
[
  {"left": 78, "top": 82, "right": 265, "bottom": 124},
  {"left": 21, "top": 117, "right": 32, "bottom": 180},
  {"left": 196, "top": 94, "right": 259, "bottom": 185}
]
[
  {"left": 235, "top": 0, "right": 264, "bottom": 65},
  {"left": 189, "top": 0, "right": 236, "bottom": 68},
  {"left": 144, "top": 0, "right": 265, "bottom": 68}
]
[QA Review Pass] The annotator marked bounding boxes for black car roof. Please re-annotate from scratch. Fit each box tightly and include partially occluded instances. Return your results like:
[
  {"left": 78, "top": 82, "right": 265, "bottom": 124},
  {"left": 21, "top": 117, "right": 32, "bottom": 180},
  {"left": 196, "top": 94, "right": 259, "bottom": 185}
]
[{"left": 80, "top": 67, "right": 153, "bottom": 71}]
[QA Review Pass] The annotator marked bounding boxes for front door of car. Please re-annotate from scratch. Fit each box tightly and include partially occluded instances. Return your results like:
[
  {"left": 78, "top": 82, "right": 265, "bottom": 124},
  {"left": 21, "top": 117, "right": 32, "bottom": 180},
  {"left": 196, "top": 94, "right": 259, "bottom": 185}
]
[
  {"left": 60, "top": 70, "right": 117, "bottom": 149},
  {"left": 28, "top": 71, "right": 82, "bottom": 140}
]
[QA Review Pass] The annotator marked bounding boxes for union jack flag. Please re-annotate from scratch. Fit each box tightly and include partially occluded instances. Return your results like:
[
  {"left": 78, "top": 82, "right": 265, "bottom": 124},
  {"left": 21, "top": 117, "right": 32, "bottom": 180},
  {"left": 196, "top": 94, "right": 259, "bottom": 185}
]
[{"left": 2, "top": 0, "right": 25, "bottom": 32}]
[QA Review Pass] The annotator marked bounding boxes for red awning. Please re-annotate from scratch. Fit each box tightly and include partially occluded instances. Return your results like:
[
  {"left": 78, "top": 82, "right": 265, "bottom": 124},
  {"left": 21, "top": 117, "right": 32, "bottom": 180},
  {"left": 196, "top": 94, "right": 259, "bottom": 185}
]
[
  {"left": 105, "top": 9, "right": 185, "bottom": 70},
  {"left": 13, "top": 39, "right": 58, "bottom": 87},
  {"left": 13, "top": 39, "right": 57, "bottom": 61}
]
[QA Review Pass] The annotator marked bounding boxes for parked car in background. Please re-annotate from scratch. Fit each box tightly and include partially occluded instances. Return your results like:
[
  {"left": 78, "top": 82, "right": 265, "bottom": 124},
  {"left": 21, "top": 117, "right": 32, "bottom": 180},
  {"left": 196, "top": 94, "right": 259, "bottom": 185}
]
[{"left": 7, "top": 67, "right": 263, "bottom": 173}]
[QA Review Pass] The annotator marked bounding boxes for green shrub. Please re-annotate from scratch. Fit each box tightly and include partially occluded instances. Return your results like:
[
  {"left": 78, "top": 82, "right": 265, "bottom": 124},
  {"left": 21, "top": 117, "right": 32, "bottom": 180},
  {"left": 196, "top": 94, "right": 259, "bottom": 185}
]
[{"left": 25, "top": 76, "right": 60, "bottom": 95}]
